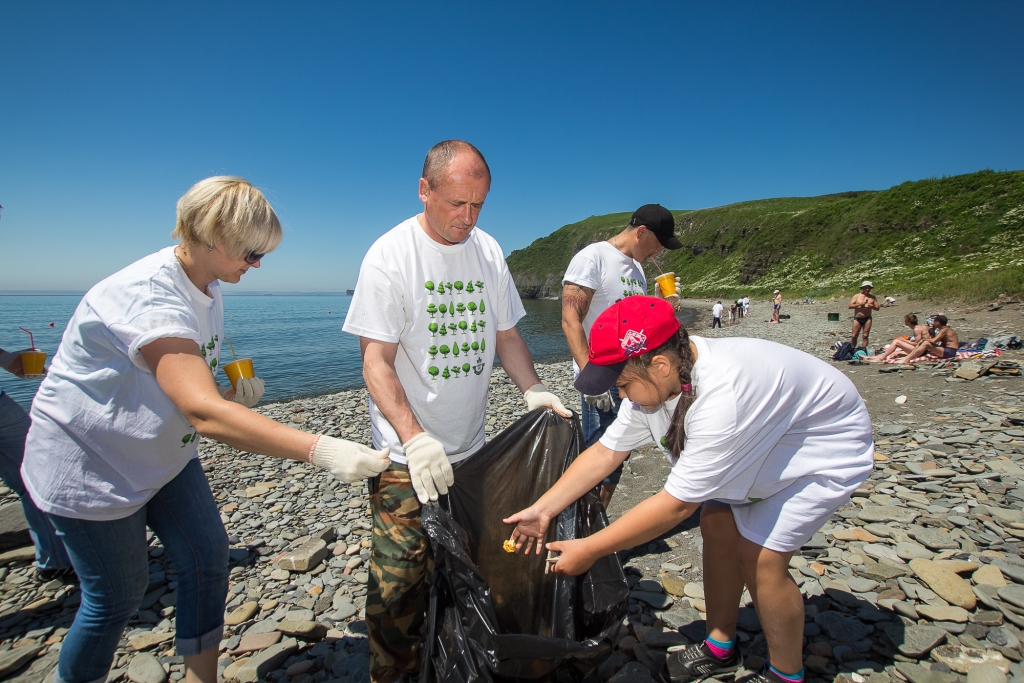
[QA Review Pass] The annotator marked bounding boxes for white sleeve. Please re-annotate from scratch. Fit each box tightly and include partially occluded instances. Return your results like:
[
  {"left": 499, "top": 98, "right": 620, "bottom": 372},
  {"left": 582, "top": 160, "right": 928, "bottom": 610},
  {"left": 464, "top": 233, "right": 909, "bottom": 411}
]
[
  {"left": 342, "top": 251, "right": 407, "bottom": 344},
  {"left": 107, "top": 285, "right": 206, "bottom": 373},
  {"left": 562, "top": 250, "right": 601, "bottom": 290},
  {"left": 494, "top": 259, "right": 526, "bottom": 332},
  {"left": 598, "top": 398, "right": 656, "bottom": 452}
]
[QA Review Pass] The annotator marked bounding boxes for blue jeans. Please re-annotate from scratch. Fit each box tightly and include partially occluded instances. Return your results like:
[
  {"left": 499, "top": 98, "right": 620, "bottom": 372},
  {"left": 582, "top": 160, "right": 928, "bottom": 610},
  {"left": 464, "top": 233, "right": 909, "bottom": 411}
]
[
  {"left": 0, "top": 391, "right": 71, "bottom": 571},
  {"left": 580, "top": 391, "right": 628, "bottom": 485},
  {"left": 48, "top": 458, "right": 229, "bottom": 683}
]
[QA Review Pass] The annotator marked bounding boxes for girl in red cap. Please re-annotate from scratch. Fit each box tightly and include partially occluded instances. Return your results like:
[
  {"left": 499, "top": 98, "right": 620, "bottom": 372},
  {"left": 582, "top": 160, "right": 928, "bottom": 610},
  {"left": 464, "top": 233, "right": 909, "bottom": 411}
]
[{"left": 505, "top": 296, "right": 873, "bottom": 683}]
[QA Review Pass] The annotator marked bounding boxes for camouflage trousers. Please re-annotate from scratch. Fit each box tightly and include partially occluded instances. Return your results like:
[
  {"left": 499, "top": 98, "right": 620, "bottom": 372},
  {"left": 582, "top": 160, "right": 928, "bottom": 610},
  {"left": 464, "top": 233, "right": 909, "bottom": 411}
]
[{"left": 366, "top": 463, "right": 433, "bottom": 683}]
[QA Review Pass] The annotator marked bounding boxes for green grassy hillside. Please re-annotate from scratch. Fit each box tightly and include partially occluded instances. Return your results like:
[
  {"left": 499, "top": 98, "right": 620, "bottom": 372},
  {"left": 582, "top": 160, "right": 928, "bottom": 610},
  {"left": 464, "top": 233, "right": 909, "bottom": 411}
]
[{"left": 506, "top": 169, "right": 1024, "bottom": 302}]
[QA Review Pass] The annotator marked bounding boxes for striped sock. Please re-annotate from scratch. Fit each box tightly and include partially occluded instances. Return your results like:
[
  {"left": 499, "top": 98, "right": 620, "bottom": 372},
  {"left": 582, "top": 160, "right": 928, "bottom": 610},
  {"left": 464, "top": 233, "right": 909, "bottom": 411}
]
[
  {"left": 768, "top": 664, "right": 804, "bottom": 683},
  {"left": 703, "top": 635, "right": 735, "bottom": 659}
]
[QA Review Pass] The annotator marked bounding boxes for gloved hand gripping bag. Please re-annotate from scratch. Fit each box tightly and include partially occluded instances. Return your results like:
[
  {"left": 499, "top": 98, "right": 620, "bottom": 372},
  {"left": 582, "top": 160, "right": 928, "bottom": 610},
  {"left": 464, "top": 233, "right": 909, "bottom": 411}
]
[{"left": 420, "top": 408, "right": 629, "bottom": 682}]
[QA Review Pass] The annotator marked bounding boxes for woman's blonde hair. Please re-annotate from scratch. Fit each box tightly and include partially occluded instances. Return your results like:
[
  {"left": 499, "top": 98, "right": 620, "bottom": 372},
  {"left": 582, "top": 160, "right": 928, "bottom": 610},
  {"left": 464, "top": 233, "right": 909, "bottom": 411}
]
[{"left": 171, "top": 176, "right": 282, "bottom": 258}]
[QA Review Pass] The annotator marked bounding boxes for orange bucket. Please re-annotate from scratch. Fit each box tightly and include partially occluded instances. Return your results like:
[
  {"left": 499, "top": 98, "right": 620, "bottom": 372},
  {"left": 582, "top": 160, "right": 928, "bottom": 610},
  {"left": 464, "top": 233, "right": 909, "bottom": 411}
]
[{"left": 223, "top": 358, "right": 255, "bottom": 387}]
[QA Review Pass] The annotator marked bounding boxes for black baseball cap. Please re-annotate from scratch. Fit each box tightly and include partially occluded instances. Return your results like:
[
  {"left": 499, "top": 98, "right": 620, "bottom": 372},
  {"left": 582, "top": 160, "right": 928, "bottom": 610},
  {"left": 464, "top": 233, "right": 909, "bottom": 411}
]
[{"left": 629, "top": 204, "right": 683, "bottom": 250}]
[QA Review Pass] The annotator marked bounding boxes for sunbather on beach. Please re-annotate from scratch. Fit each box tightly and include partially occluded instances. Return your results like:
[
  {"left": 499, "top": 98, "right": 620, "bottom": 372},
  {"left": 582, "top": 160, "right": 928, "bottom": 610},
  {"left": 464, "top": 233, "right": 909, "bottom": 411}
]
[
  {"left": 848, "top": 280, "right": 880, "bottom": 349},
  {"left": 895, "top": 315, "right": 959, "bottom": 364},
  {"left": 866, "top": 314, "right": 930, "bottom": 362}
]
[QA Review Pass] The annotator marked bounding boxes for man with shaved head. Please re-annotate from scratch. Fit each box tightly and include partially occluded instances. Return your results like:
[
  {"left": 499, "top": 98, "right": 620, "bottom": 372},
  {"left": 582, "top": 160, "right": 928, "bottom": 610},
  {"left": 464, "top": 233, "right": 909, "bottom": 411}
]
[{"left": 344, "top": 140, "right": 570, "bottom": 682}]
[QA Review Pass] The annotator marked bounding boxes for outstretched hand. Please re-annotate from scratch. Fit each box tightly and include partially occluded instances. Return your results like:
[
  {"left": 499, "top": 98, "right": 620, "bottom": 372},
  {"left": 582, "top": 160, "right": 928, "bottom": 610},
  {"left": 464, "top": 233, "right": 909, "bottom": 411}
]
[
  {"left": 545, "top": 539, "right": 597, "bottom": 576},
  {"left": 502, "top": 506, "right": 552, "bottom": 555}
]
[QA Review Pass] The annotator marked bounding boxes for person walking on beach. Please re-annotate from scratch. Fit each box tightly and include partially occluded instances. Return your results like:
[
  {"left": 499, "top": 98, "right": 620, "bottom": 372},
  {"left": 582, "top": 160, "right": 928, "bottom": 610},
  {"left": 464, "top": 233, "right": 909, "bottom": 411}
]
[
  {"left": 849, "top": 280, "right": 880, "bottom": 350},
  {"left": 343, "top": 140, "right": 570, "bottom": 683},
  {"left": 743, "top": 295, "right": 750, "bottom": 317},
  {"left": 771, "top": 290, "right": 782, "bottom": 323},
  {"left": 21, "top": 177, "right": 391, "bottom": 683},
  {"left": 0, "top": 348, "right": 72, "bottom": 580},
  {"left": 712, "top": 301, "right": 724, "bottom": 328},
  {"left": 561, "top": 203, "right": 682, "bottom": 508},
  {"left": 505, "top": 296, "right": 873, "bottom": 683}
]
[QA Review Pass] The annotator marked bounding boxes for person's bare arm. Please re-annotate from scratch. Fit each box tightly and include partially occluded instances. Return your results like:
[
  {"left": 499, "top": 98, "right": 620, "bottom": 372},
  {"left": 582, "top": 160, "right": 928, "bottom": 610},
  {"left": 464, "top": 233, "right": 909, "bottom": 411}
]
[
  {"left": 504, "top": 440, "right": 629, "bottom": 553},
  {"left": 360, "top": 337, "right": 424, "bottom": 443},
  {"left": 494, "top": 327, "right": 543, "bottom": 391},
  {"left": 547, "top": 491, "right": 701, "bottom": 575},
  {"left": 848, "top": 295, "right": 862, "bottom": 309},
  {"left": 869, "top": 296, "right": 881, "bottom": 311},
  {"left": 561, "top": 282, "right": 595, "bottom": 369},
  {"left": 140, "top": 338, "right": 316, "bottom": 459}
]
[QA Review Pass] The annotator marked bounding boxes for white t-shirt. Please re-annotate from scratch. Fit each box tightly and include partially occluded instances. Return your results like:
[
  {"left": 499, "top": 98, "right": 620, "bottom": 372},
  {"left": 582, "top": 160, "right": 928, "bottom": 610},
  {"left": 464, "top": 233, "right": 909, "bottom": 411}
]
[
  {"left": 343, "top": 217, "right": 525, "bottom": 464},
  {"left": 712, "top": 303, "right": 724, "bottom": 318},
  {"left": 600, "top": 336, "right": 873, "bottom": 505},
  {"left": 23, "top": 247, "right": 224, "bottom": 521},
  {"left": 562, "top": 241, "right": 646, "bottom": 373}
]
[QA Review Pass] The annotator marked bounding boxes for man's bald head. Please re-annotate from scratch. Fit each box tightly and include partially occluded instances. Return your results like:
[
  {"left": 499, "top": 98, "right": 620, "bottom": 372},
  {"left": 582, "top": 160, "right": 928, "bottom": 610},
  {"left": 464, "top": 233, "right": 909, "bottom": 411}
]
[{"left": 422, "top": 140, "right": 491, "bottom": 189}]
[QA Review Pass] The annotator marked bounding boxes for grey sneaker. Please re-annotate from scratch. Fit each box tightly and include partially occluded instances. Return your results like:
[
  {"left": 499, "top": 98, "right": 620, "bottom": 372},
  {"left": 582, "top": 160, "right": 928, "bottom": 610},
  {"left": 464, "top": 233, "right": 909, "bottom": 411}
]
[{"left": 661, "top": 640, "right": 741, "bottom": 683}]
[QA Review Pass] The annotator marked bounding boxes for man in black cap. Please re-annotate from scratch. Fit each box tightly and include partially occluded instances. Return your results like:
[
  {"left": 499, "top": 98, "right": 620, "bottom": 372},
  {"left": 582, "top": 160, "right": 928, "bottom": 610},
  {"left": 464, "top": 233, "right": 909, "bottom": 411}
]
[{"left": 561, "top": 203, "right": 683, "bottom": 508}]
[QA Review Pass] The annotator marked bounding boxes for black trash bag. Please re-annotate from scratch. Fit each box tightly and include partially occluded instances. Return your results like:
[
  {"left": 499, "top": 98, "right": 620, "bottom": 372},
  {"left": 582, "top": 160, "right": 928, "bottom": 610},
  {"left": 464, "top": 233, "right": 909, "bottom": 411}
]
[{"left": 420, "top": 408, "right": 629, "bottom": 683}]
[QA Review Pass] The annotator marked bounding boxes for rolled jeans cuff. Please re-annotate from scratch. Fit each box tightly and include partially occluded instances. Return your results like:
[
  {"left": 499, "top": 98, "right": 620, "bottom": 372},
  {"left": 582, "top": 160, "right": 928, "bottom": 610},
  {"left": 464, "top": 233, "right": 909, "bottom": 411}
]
[
  {"left": 54, "top": 672, "right": 109, "bottom": 683},
  {"left": 176, "top": 622, "right": 224, "bottom": 657}
]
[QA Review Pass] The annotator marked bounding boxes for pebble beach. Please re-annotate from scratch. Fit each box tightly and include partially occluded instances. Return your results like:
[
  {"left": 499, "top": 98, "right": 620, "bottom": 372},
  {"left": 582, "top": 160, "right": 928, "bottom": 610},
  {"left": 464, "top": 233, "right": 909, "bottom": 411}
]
[{"left": 0, "top": 297, "right": 1022, "bottom": 683}]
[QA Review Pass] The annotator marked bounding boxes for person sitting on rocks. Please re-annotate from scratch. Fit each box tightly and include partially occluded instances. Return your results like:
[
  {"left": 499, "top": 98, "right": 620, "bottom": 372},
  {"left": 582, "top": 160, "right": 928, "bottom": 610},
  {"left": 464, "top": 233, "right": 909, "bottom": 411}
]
[
  {"left": 505, "top": 296, "right": 873, "bottom": 683},
  {"left": 896, "top": 315, "right": 960, "bottom": 364},
  {"left": 867, "top": 313, "right": 931, "bottom": 363},
  {"left": 21, "top": 177, "right": 390, "bottom": 683}
]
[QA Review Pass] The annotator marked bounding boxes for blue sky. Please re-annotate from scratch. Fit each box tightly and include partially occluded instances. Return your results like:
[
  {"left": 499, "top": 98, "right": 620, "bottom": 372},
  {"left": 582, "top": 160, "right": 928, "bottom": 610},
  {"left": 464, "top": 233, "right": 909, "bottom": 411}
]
[{"left": 2, "top": 2, "right": 1022, "bottom": 292}]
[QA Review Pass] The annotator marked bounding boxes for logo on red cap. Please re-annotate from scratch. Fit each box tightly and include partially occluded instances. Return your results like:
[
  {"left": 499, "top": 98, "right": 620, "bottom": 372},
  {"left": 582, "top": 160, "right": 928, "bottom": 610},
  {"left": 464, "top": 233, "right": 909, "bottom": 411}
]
[{"left": 620, "top": 329, "right": 648, "bottom": 356}]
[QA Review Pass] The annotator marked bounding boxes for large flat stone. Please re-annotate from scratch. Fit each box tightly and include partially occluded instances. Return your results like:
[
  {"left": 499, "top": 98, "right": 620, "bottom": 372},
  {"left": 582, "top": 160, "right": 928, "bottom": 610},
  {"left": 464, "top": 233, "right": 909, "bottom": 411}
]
[
  {"left": 992, "top": 558, "right": 1024, "bottom": 585},
  {"left": 224, "top": 601, "right": 260, "bottom": 626},
  {"left": 0, "top": 645, "right": 43, "bottom": 679},
  {"left": 274, "top": 538, "right": 328, "bottom": 572},
  {"left": 127, "top": 652, "right": 168, "bottom": 683},
  {"left": 235, "top": 643, "right": 298, "bottom": 683},
  {"left": 974, "top": 565, "right": 1007, "bottom": 587},
  {"left": 896, "top": 662, "right": 961, "bottom": 683},
  {"left": 0, "top": 502, "right": 31, "bottom": 552},
  {"left": 917, "top": 605, "right": 971, "bottom": 623},
  {"left": 859, "top": 506, "right": 919, "bottom": 524},
  {"left": 276, "top": 619, "right": 327, "bottom": 640},
  {"left": 911, "top": 559, "right": 977, "bottom": 609},
  {"left": 814, "top": 611, "right": 870, "bottom": 642},
  {"left": 631, "top": 590, "right": 673, "bottom": 610},
  {"left": 230, "top": 631, "right": 281, "bottom": 654},
  {"left": 930, "top": 645, "right": 1009, "bottom": 674},
  {"left": 885, "top": 624, "right": 948, "bottom": 657},
  {"left": 913, "top": 529, "right": 960, "bottom": 550},
  {"left": 997, "top": 585, "right": 1024, "bottom": 609}
]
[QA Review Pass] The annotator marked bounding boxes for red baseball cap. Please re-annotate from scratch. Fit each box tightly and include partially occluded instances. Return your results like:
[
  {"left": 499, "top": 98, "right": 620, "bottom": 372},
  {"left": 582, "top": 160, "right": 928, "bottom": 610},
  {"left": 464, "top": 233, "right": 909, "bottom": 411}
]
[{"left": 575, "top": 296, "right": 680, "bottom": 395}]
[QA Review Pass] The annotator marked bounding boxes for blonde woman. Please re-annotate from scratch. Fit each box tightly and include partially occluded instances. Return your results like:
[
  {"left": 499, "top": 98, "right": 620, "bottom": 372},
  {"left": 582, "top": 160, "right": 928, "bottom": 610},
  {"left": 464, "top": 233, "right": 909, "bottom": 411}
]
[{"left": 22, "top": 177, "right": 389, "bottom": 683}]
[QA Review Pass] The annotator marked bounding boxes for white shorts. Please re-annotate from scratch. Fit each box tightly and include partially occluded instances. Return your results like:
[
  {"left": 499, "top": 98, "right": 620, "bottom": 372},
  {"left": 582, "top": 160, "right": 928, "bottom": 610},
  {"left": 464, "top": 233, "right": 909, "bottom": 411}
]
[{"left": 705, "top": 472, "right": 867, "bottom": 553}]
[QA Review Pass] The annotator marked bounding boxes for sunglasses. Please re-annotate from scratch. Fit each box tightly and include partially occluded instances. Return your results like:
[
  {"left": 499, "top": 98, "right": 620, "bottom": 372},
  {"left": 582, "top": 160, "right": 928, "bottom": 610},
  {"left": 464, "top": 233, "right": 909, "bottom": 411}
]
[{"left": 243, "top": 252, "right": 265, "bottom": 265}]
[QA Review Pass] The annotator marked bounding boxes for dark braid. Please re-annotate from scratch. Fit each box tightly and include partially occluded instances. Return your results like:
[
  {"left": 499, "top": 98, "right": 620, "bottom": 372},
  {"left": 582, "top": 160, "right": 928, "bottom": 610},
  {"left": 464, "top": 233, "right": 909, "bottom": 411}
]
[{"left": 621, "top": 327, "right": 696, "bottom": 458}]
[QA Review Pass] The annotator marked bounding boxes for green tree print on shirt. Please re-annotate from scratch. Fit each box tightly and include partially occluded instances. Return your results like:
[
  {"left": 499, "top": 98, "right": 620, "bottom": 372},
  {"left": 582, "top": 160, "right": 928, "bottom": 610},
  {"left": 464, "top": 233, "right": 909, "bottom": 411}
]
[{"left": 425, "top": 281, "right": 435, "bottom": 295}]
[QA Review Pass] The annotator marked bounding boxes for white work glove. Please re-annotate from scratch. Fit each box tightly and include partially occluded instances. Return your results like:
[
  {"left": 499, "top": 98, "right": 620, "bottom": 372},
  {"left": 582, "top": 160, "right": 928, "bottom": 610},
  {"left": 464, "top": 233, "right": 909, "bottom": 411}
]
[
  {"left": 313, "top": 436, "right": 390, "bottom": 483},
  {"left": 232, "top": 377, "right": 265, "bottom": 408},
  {"left": 584, "top": 390, "right": 614, "bottom": 412},
  {"left": 524, "top": 384, "right": 573, "bottom": 417},
  {"left": 403, "top": 432, "right": 454, "bottom": 504}
]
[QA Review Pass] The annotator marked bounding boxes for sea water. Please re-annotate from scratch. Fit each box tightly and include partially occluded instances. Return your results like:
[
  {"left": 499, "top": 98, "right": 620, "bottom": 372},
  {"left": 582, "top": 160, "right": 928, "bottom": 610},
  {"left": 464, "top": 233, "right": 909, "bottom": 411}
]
[{"left": 1, "top": 294, "right": 695, "bottom": 411}]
